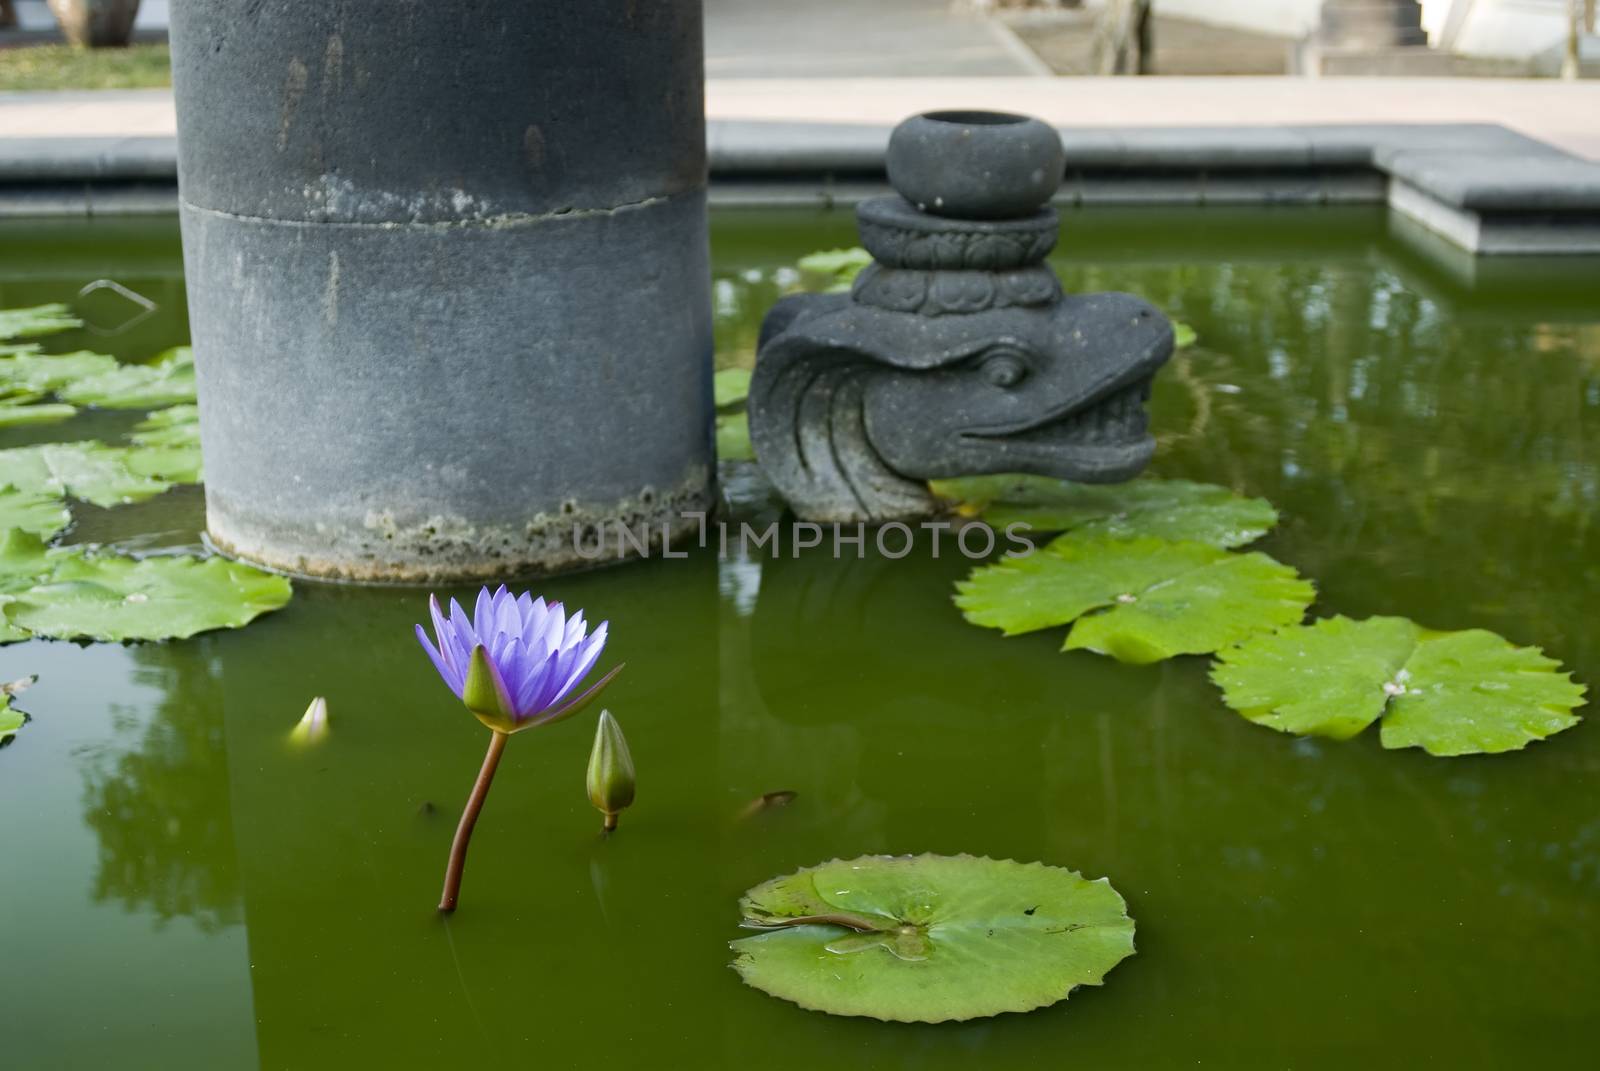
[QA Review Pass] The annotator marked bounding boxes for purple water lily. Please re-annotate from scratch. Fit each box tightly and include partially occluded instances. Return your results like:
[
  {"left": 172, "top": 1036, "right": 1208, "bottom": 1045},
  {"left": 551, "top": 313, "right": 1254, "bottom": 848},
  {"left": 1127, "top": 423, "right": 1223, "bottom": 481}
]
[
  {"left": 419, "top": 585, "right": 623, "bottom": 913},
  {"left": 416, "top": 586, "right": 615, "bottom": 733}
]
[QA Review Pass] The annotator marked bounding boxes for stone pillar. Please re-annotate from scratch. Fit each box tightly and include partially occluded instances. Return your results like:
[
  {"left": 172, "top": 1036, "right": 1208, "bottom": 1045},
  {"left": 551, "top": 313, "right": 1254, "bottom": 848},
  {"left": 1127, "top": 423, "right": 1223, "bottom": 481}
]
[{"left": 168, "top": 2, "right": 712, "bottom": 582}]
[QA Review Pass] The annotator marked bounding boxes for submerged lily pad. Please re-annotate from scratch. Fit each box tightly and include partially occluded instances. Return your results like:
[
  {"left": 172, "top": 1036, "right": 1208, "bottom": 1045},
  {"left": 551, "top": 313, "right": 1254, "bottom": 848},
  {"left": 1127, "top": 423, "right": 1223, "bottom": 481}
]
[
  {"left": 1212, "top": 615, "right": 1586, "bottom": 756},
  {"left": 59, "top": 347, "right": 196, "bottom": 410},
  {"left": 5, "top": 552, "right": 292, "bottom": 643},
  {"left": 730, "top": 854, "right": 1135, "bottom": 1023},
  {"left": 931, "top": 476, "right": 1277, "bottom": 548},
  {"left": 0, "top": 304, "right": 82, "bottom": 340},
  {"left": 0, "top": 487, "right": 72, "bottom": 541},
  {"left": 956, "top": 534, "right": 1313, "bottom": 663},
  {"left": 714, "top": 368, "right": 753, "bottom": 409},
  {"left": 0, "top": 442, "right": 173, "bottom": 507}
]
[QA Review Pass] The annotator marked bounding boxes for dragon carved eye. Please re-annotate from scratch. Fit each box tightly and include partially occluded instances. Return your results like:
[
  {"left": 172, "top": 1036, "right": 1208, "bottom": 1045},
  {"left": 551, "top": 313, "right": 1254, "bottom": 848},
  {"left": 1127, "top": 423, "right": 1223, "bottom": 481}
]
[{"left": 981, "top": 348, "right": 1030, "bottom": 389}]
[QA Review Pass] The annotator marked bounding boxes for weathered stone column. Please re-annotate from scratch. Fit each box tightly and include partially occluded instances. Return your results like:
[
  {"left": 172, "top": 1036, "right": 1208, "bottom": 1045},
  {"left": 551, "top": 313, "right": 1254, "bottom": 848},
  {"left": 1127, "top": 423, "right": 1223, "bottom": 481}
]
[{"left": 169, "top": 2, "right": 712, "bottom": 582}]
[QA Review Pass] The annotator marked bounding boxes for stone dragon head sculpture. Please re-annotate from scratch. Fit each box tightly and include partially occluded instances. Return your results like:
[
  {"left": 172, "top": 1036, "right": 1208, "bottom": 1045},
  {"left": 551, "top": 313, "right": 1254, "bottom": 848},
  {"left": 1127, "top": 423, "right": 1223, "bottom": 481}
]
[{"left": 749, "top": 111, "right": 1174, "bottom": 523}]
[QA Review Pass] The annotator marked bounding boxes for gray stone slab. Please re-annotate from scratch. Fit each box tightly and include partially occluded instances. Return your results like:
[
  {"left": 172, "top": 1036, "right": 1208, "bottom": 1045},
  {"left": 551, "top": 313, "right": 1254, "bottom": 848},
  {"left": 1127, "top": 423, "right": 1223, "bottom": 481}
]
[
  {"left": 1390, "top": 177, "right": 1600, "bottom": 254},
  {"left": 1378, "top": 150, "right": 1600, "bottom": 211},
  {"left": 0, "top": 136, "right": 177, "bottom": 181},
  {"left": 1079, "top": 127, "right": 1315, "bottom": 170},
  {"left": 707, "top": 121, "right": 890, "bottom": 174},
  {"left": 7, "top": 118, "right": 1600, "bottom": 258}
]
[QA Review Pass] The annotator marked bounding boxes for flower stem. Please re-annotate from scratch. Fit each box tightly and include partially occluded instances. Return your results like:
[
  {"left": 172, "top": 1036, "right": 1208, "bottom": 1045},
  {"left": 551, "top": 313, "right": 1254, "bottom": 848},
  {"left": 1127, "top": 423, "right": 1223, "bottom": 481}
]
[{"left": 438, "top": 729, "right": 509, "bottom": 913}]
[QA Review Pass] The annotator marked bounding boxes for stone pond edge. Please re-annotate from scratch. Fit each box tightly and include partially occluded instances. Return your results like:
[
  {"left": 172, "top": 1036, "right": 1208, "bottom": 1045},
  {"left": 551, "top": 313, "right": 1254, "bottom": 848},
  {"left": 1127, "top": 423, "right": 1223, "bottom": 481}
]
[{"left": 3, "top": 121, "right": 1600, "bottom": 256}]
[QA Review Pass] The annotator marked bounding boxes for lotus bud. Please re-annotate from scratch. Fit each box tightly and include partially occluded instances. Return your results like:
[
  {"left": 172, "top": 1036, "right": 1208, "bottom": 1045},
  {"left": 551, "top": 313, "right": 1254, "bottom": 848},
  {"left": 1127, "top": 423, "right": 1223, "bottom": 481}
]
[
  {"left": 290, "top": 696, "right": 328, "bottom": 746},
  {"left": 461, "top": 644, "right": 519, "bottom": 734},
  {"left": 586, "top": 709, "right": 635, "bottom": 832}
]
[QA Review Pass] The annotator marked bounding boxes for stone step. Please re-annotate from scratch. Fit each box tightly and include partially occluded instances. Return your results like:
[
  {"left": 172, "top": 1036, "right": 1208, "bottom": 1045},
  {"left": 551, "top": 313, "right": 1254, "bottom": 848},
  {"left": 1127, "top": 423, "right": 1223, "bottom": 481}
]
[{"left": 1318, "top": 0, "right": 1428, "bottom": 50}]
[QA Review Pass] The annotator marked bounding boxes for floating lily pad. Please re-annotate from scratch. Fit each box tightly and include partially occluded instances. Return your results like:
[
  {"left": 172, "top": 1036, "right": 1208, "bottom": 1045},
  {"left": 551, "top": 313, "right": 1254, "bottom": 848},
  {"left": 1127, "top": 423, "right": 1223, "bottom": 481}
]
[
  {"left": 715, "top": 368, "right": 752, "bottom": 410},
  {"left": 0, "top": 442, "right": 172, "bottom": 507},
  {"left": 0, "top": 487, "right": 72, "bottom": 541},
  {"left": 5, "top": 552, "right": 293, "bottom": 643},
  {"left": 717, "top": 411, "right": 754, "bottom": 462},
  {"left": 0, "top": 303, "right": 82, "bottom": 341},
  {"left": 0, "top": 349, "right": 118, "bottom": 398},
  {"left": 956, "top": 534, "right": 1313, "bottom": 664},
  {"left": 0, "top": 527, "right": 59, "bottom": 583},
  {"left": 0, "top": 401, "right": 76, "bottom": 428},
  {"left": 931, "top": 476, "right": 1277, "bottom": 548},
  {"left": 130, "top": 405, "right": 201, "bottom": 448},
  {"left": 1212, "top": 615, "right": 1586, "bottom": 756},
  {"left": 59, "top": 347, "right": 196, "bottom": 410},
  {"left": 797, "top": 247, "right": 872, "bottom": 292},
  {"left": 124, "top": 446, "right": 203, "bottom": 484},
  {"left": 1173, "top": 321, "right": 1198, "bottom": 349},
  {"left": 730, "top": 854, "right": 1135, "bottom": 1023},
  {"left": 0, "top": 695, "right": 26, "bottom": 746},
  {"left": 0, "top": 529, "right": 60, "bottom": 643},
  {"left": 0, "top": 526, "right": 289, "bottom": 645}
]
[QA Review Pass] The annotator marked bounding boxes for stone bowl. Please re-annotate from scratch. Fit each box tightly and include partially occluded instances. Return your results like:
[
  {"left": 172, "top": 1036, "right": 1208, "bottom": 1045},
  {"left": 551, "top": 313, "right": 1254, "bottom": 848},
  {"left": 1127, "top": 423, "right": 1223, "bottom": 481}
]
[{"left": 885, "top": 110, "right": 1065, "bottom": 220}]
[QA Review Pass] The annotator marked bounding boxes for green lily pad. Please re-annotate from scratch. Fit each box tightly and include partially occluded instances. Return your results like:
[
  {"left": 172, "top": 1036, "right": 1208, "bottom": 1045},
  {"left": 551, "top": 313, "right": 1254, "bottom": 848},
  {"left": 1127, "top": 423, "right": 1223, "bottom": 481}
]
[
  {"left": 125, "top": 406, "right": 204, "bottom": 480},
  {"left": 0, "top": 401, "right": 76, "bottom": 428},
  {"left": 5, "top": 552, "right": 293, "bottom": 643},
  {"left": 0, "top": 529, "right": 61, "bottom": 643},
  {"left": 715, "top": 368, "right": 753, "bottom": 409},
  {"left": 0, "top": 487, "right": 72, "bottom": 541},
  {"left": 730, "top": 854, "right": 1135, "bottom": 1023},
  {"left": 955, "top": 534, "right": 1314, "bottom": 664},
  {"left": 797, "top": 247, "right": 872, "bottom": 292},
  {"left": 0, "top": 303, "right": 82, "bottom": 340},
  {"left": 1212, "top": 615, "right": 1587, "bottom": 756},
  {"left": 59, "top": 347, "right": 196, "bottom": 410},
  {"left": 717, "top": 411, "right": 754, "bottom": 462},
  {"left": 0, "top": 527, "right": 61, "bottom": 584},
  {"left": 0, "top": 349, "right": 118, "bottom": 398},
  {"left": 130, "top": 405, "right": 201, "bottom": 448},
  {"left": 124, "top": 446, "right": 203, "bottom": 484},
  {"left": 930, "top": 476, "right": 1277, "bottom": 548},
  {"left": 0, "top": 442, "right": 172, "bottom": 507},
  {"left": 0, "top": 695, "right": 27, "bottom": 746},
  {"left": 1173, "top": 321, "right": 1197, "bottom": 349}
]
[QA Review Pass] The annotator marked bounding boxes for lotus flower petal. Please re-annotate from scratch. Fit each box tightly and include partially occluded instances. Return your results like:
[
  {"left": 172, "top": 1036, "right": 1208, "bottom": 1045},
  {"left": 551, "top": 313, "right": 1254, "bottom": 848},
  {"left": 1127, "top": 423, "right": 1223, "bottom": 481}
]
[{"left": 417, "top": 586, "right": 615, "bottom": 728}]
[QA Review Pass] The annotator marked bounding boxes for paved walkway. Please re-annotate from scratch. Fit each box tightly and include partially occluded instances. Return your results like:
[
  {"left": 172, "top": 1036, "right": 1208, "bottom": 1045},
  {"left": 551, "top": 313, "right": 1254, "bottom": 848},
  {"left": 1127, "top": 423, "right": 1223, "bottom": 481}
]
[
  {"left": 4, "top": 78, "right": 1599, "bottom": 160},
  {"left": 705, "top": 77, "right": 1600, "bottom": 160},
  {"left": 704, "top": 0, "right": 1047, "bottom": 78}
]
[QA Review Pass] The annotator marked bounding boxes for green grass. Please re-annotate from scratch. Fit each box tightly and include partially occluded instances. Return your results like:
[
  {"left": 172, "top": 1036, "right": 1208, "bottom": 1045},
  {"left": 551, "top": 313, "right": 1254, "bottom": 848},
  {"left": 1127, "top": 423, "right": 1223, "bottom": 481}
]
[{"left": 0, "top": 43, "right": 171, "bottom": 91}]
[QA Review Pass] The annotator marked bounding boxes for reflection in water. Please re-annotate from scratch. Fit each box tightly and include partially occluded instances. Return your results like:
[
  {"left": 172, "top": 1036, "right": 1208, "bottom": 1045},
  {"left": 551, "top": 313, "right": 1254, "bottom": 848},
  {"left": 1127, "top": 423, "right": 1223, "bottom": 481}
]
[{"left": 79, "top": 641, "right": 240, "bottom": 933}]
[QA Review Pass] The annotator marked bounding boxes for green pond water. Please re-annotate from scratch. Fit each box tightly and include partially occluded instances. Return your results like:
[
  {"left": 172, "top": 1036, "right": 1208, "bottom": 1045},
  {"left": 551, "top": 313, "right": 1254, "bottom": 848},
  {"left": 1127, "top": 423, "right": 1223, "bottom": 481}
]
[{"left": 3, "top": 209, "right": 1599, "bottom": 1069}]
